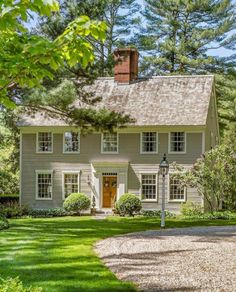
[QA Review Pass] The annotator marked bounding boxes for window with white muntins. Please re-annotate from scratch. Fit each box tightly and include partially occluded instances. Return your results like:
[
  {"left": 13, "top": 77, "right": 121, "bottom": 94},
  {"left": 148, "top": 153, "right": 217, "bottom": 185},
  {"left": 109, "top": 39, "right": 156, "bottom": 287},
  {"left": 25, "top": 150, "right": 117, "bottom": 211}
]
[
  {"left": 141, "top": 132, "right": 157, "bottom": 153},
  {"left": 63, "top": 173, "right": 79, "bottom": 199},
  {"left": 141, "top": 174, "right": 157, "bottom": 200},
  {"left": 102, "top": 133, "right": 118, "bottom": 153},
  {"left": 37, "top": 132, "right": 53, "bottom": 152},
  {"left": 64, "top": 132, "right": 80, "bottom": 153},
  {"left": 36, "top": 171, "right": 52, "bottom": 199},
  {"left": 169, "top": 174, "right": 185, "bottom": 201},
  {"left": 169, "top": 132, "right": 185, "bottom": 153}
]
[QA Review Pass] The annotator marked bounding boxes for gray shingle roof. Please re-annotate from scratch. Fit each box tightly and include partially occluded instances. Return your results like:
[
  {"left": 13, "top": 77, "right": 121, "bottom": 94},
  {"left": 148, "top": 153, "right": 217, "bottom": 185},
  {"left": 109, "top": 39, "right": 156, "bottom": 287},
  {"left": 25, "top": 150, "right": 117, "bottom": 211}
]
[{"left": 18, "top": 75, "right": 214, "bottom": 127}]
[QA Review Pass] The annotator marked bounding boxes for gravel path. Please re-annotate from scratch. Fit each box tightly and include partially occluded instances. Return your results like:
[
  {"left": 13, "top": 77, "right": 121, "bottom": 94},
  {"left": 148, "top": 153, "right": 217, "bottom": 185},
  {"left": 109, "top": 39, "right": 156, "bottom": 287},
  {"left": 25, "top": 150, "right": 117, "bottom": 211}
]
[{"left": 95, "top": 226, "right": 236, "bottom": 291}]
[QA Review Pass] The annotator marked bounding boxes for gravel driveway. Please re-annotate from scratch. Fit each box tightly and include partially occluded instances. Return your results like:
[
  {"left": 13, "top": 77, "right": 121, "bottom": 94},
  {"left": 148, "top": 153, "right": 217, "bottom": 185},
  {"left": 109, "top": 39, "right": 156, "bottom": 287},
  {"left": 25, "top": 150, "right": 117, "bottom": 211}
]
[{"left": 95, "top": 226, "right": 236, "bottom": 291}]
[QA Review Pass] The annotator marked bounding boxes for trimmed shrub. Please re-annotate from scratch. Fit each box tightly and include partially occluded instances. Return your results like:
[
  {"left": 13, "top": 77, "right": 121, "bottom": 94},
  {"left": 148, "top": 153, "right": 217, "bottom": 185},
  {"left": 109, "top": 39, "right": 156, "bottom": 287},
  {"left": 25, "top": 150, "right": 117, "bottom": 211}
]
[
  {"left": 0, "top": 215, "right": 9, "bottom": 230},
  {"left": 185, "top": 211, "right": 236, "bottom": 220},
  {"left": 0, "top": 277, "right": 42, "bottom": 292},
  {"left": 63, "top": 193, "right": 90, "bottom": 215},
  {"left": 0, "top": 194, "right": 19, "bottom": 204},
  {"left": 29, "top": 208, "right": 69, "bottom": 218},
  {"left": 141, "top": 210, "right": 176, "bottom": 218},
  {"left": 116, "top": 193, "right": 142, "bottom": 216},
  {"left": 0, "top": 202, "right": 29, "bottom": 218},
  {"left": 181, "top": 201, "right": 203, "bottom": 217}
]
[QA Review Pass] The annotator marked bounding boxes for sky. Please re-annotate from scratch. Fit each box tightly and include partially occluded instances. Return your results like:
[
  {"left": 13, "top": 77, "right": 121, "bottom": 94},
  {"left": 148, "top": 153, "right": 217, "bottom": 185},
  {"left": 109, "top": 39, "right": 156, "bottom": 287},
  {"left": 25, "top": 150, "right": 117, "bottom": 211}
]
[{"left": 27, "top": 0, "right": 235, "bottom": 58}]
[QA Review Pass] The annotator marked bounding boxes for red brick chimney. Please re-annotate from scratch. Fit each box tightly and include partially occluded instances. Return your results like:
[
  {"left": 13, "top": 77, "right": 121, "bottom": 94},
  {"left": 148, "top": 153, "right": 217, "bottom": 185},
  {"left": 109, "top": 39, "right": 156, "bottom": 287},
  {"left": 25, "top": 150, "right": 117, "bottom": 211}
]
[{"left": 114, "top": 48, "right": 139, "bottom": 84}]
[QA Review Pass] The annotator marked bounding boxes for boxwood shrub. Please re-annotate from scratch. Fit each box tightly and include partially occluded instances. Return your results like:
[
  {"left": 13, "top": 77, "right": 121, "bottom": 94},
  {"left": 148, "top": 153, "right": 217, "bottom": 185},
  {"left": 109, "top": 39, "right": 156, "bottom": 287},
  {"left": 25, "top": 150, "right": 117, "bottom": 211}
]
[
  {"left": 0, "top": 202, "right": 29, "bottom": 218},
  {"left": 63, "top": 193, "right": 90, "bottom": 215},
  {"left": 141, "top": 210, "right": 176, "bottom": 218},
  {"left": 29, "top": 208, "right": 69, "bottom": 218},
  {"left": 116, "top": 193, "right": 142, "bottom": 216}
]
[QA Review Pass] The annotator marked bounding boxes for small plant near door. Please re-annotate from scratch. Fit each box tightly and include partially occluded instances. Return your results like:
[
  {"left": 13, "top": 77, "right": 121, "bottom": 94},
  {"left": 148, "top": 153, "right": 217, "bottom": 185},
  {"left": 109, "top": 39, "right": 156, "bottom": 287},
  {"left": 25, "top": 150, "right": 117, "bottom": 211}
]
[
  {"left": 63, "top": 193, "right": 90, "bottom": 215},
  {"left": 115, "top": 193, "right": 142, "bottom": 216},
  {"left": 90, "top": 195, "right": 96, "bottom": 215}
]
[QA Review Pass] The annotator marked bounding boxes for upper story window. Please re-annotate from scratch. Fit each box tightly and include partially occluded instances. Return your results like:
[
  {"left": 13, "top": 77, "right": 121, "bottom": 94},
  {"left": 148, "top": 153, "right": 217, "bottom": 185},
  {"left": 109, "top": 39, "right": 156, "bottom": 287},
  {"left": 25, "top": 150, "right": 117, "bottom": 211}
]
[
  {"left": 63, "top": 173, "right": 79, "bottom": 199},
  {"left": 36, "top": 171, "right": 53, "bottom": 200},
  {"left": 141, "top": 174, "right": 157, "bottom": 200},
  {"left": 169, "top": 174, "right": 185, "bottom": 202},
  {"left": 169, "top": 132, "right": 186, "bottom": 153},
  {"left": 37, "top": 132, "right": 53, "bottom": 153},
  {"left": 64, "top": 132, "right": 80, "bottom": 153},
  {"left": 141, "top": 132, "right": 158, "bottom": 153},
  {"left": 101, "top": 133, "right": 118, "bottom": 153}
]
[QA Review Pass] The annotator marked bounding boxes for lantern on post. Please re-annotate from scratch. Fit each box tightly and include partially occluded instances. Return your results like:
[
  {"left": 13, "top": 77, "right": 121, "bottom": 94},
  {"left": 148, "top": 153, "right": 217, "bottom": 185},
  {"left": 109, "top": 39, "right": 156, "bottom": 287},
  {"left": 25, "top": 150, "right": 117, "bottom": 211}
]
[{"left": 159, "top": 153, "right": 169, "bottom": 228}]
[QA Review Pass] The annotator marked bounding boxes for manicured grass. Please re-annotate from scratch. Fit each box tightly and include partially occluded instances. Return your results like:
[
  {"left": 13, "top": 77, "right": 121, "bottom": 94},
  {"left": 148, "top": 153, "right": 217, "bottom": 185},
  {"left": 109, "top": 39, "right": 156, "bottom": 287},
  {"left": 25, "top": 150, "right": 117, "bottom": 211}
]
[{"left": 0, "top": 216, "right": 236, "bottom": 292}]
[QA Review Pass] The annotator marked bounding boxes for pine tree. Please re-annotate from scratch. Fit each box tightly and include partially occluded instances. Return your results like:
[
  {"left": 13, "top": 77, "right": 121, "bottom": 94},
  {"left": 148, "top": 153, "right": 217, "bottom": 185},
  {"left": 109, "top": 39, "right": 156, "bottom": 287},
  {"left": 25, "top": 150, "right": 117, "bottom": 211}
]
[
  {"left": 137, "top": 0, "right": 236, "bottom": 75},
  {"left": 37, "top": 0, "right": 140, "bottom": 76}
]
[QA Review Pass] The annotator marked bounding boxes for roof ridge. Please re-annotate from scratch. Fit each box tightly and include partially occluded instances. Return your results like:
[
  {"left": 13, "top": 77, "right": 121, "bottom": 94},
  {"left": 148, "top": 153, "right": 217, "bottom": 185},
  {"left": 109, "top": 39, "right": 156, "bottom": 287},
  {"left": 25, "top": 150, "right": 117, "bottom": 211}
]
[{"left": 151, "top": 75, "right": 214, "bottom": 79}]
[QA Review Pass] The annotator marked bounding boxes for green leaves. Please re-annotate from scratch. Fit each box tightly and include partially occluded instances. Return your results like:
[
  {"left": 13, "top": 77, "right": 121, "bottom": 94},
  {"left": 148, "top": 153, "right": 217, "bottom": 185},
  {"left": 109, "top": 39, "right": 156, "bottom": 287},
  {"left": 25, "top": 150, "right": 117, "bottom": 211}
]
[
  {"left": 55, "top": 16, "right": 107, "bottom": 68},
  {"left": 0, "top": 0, "right": 107, "bottom": 109}
]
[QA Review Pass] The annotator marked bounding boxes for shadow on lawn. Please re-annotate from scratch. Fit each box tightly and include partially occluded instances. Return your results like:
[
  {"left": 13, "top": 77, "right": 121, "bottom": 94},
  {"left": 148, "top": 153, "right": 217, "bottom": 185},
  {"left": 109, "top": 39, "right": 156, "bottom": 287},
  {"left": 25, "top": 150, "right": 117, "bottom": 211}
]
[
  {"left": 0, "top": 217, "right": 236, "bottom": 292},
  {"left": 0, "top": 217, "right": 143, "bottom": 292}
]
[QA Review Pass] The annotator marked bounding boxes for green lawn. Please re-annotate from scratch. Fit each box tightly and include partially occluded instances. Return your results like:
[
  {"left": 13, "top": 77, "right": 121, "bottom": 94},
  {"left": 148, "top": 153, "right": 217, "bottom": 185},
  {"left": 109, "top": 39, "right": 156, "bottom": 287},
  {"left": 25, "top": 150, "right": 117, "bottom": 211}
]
[{"left": 1, "top": 216, "right": 236, "bottom": 292}]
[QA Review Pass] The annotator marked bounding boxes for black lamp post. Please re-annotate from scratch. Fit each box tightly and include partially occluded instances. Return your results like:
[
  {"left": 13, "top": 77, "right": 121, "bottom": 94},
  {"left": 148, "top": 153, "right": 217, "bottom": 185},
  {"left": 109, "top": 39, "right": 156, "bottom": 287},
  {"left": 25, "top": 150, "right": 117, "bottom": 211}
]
[{"left": 159, "top": 153, "right": 169, "bottom": 228}]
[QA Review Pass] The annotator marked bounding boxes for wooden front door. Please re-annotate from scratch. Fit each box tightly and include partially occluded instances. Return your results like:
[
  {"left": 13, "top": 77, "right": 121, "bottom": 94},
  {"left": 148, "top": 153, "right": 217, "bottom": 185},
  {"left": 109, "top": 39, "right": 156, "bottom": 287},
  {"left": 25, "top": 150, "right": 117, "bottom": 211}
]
[{"left": 102, "top": 176, "right": 117, "bottom": 208}]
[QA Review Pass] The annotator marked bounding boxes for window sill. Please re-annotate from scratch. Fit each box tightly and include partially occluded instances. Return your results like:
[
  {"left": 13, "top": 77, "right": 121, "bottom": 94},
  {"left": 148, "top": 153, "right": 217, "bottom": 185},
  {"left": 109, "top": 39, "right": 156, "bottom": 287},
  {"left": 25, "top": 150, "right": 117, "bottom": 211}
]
[
  {"left": 168, "top": 152, "right": 186, "bottom": 155},
  {"left": 63, "top": 152, "right": 80, "bottom": 154},
  {"left": 140, "top": 152, "right": 158, "bottom": 155},
  {"left": 101, "top": 152, "right": 119, "bottom": 154},
  {"left": 35, "top": 198, "right": 53, "bottom": 201},
  {"left": 141, "top": 200, "right": 158, "bottom": 203},
  {"left": 36, "top": 152, "right": 53, "bottom": 154},
  {"left": 168, "top": 200, "right": 186, "bottom": 203}
]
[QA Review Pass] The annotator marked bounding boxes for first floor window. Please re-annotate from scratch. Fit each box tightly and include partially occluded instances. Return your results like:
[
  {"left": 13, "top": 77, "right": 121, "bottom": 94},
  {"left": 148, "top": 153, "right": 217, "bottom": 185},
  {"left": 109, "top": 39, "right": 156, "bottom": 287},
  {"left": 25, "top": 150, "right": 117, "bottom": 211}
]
[
  {"left": 169, "top": 174, "right": 185, "bottom": 201},
  {"left": 36, "top": 172, "right": 52, "bottom": 199},
  {"left": 63, "top": 173, "right": 79, "bottom": 198},
  {"left": 102, "top": 132, "right": 118, "bottom": 153},
  {"left": 64, "top": 132, "right": 80, "bottom": 153},
  {"left": 170, "top": 132, "right": 185, "bottom": 153},
  {"left": 141, "top": 174, "right": 157, "bottom": 200},
  {"left": 141, "top": 132, "right": 157, "bottom": 153},
  {"left": 37, "top": 132, "right": 52, "bottom": 152}
]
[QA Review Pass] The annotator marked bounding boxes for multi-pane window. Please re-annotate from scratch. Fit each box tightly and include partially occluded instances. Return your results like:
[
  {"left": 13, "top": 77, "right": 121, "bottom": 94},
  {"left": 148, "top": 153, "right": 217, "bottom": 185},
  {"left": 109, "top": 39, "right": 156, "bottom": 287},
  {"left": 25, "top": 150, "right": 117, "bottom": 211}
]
[
  {"left": 36, "top": 172, "right": 52, "bottom": 199},
  {"left": 141, "top": 174, "right": 157, "bottom": 200},
  {"left": 37, "top": 132, "right": 52, "bottom": 152},
  {"left": 169, "top": 174, "right": 185, "bottom": 201},
  {"left": 102, "top": 133, "right": 118, "bottom": 153},
  {"left": 63, "top": 173, "right": 79, "bottom": 198},
  {"left": 141, "top": 132, "right": 157, "bottom": 153},
  {"left": 170, "top": 132, "right": 185, "bottom": 153},
  {"left": 64, "top": 132, "right": 80, "bottom": 153}
]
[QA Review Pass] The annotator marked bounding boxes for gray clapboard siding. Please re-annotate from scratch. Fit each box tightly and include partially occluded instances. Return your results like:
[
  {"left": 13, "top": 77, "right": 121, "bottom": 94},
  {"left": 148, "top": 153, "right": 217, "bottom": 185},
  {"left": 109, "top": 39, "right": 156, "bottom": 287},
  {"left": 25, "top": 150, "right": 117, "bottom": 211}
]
[{"left": 21, "top": 132, "right": 203, "bottom": 209}]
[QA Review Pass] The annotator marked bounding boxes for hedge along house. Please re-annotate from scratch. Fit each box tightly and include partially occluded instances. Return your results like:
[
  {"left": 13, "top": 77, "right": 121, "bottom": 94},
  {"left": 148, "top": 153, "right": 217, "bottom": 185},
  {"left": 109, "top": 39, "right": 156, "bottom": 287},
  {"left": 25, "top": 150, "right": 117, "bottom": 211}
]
[{"left": 18, "top": 48, "right": 219, "bottom": 212}]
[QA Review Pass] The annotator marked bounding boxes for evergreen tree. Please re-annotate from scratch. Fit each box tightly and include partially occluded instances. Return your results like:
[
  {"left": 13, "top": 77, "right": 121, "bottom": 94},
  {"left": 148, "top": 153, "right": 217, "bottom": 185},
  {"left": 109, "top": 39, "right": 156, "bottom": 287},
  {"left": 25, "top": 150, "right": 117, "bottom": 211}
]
[
  {"left": 138, "top": 0, "right": 236, "bottom": 75},
  {"left": 37, "top": 0, "right": 140, "bottom": 76}
]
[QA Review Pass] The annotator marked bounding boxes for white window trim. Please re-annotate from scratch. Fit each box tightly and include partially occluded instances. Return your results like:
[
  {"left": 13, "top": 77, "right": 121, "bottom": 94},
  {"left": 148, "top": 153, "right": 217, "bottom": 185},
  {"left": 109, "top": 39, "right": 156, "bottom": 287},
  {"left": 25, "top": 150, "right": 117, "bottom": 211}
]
[
  {"left": 35, "top": 170, "right": 53, "bottom": 200},
  {"left": 167, "top": 172, "right": 186, "bottom": 203},
  {"left": 62, "top": 131, "right": 80, "bottom": 154},
  {"left": 101, "top": 133, "right": 119, "bottom": 154},
  {"left": 168, "top": 132, "right": 186, "bottom": 154},
  {"left": 140, "top": 173, "right": 158, "bottom": 202},
  {"left": 62, "top": 171, "right": 80, "bottom": 200},
  {"left": 140, "top": 132, "right": 158, "bottom": 154},
  {"left": 36, "top": 132, "right": 53, "bottom": 154}
]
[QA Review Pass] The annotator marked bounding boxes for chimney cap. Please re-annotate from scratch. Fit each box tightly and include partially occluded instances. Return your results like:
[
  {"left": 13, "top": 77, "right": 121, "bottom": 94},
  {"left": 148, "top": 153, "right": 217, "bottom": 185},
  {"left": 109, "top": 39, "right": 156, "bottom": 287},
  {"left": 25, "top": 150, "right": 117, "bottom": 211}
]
[{"left": 114, "top": 47, "right": 139, "bottom": 55}]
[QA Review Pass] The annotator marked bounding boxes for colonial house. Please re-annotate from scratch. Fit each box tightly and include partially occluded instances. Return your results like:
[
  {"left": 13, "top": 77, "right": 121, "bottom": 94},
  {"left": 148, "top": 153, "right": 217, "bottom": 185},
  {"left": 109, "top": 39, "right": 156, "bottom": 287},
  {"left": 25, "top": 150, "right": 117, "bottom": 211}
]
[{"left": 18, "top": 48, "right": 219, "bottom": 213}]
